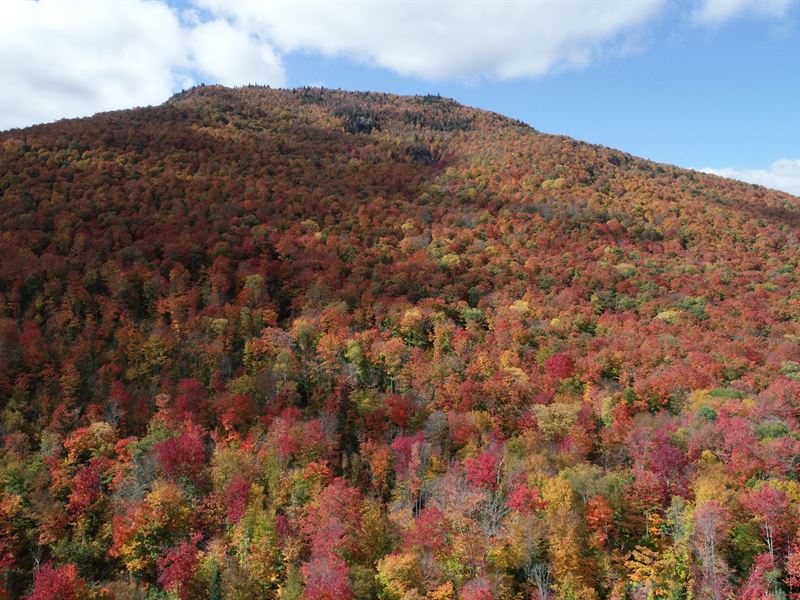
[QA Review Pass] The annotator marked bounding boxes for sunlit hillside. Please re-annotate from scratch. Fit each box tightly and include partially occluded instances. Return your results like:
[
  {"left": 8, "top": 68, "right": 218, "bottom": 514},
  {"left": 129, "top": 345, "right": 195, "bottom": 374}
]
[{"left": 1, "top": 85, "right": 800, "bottom": 599}]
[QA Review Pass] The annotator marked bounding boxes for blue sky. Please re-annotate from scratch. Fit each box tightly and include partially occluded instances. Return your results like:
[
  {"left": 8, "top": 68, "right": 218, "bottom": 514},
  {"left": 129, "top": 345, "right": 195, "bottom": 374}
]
[
  {"left": 3, "top": 0, "right": 799, "bottom": 194},
  {"left": 281, "top": 21, "right": 798, "bottom": 172}
]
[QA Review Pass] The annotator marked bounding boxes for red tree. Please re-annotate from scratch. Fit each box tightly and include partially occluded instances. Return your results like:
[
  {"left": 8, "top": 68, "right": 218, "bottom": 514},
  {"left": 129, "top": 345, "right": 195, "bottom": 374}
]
[
  {"left": 543, "top": 353, "right": 574, "bottom": 381},
  {"left": 225, "top": 476, "right": 250, "bottom": 525},
  {"left": 507, "top": 482, "right": 544, "bottom": 515},
  {"left": 157, "top": 534, "right": 201, "bottom": 600},
  {"left": 585, "top": 495, "right": 614, "bottom": 549},
  {"left": 26, "top": 563, "right": 88, "bottom": 600},
  {"left": 301, "top": 556, "right": 352, "bottom": 600},
  {"left": 155, "top": 424, "right": 206, "bottom": 483},
  {"left": 739, "top": 552, "right": 775, "bottom": 600},
  {"left": 741, "top": 485, "right": 791, "bottom": 560},
  {"left": 464, "top": 451, "right": 500, "bottom": 491}
]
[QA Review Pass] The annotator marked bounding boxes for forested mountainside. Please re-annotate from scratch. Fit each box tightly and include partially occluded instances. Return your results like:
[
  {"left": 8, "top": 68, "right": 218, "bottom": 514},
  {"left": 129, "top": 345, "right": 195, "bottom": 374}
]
[{"left": 1, "top": 85, "right": 800, "bottom": 599}]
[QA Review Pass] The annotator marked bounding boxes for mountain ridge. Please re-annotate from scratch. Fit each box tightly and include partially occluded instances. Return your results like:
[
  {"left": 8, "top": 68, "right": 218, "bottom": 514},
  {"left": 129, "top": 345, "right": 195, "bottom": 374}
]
[
  {"left": 5, "top": 84, "right": 796, "bottom": 201},
  {"left": 1, "top": 85, "right": 800, "bottom": 598}
]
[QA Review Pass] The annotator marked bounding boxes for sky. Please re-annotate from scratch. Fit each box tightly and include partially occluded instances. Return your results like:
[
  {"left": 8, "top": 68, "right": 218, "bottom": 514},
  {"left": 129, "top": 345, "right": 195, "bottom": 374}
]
[{"left": 2, "top": 0, "right": 799, "bottom": 195}]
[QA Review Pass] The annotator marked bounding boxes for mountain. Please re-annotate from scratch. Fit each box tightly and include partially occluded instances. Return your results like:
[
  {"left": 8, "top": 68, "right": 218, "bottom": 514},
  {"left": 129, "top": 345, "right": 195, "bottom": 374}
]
[{"left": 1, "top": 85, "right": 800, "bottom": 599}]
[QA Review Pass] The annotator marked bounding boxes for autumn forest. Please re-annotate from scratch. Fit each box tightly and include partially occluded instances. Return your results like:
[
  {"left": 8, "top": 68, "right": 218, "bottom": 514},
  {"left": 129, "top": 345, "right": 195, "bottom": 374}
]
[{"left": 2, "top": 85, "right": 800, "bottom": 599}]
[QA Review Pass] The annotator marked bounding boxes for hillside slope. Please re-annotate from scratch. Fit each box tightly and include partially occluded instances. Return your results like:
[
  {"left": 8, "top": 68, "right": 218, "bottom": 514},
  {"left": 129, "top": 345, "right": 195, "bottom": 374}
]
[{"left": 1, "top": 86, "right": 800, "bottom": 598}]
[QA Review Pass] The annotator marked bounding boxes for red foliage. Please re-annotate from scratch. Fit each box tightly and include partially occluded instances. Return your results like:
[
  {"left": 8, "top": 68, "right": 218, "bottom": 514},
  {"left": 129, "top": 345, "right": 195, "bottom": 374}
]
[
  {"left": 602, "top": 401, "right": 633, "bottom": 447},
  {"left": 585, "top": 495, "right": 614, "bottom": 549},
  {"left": 390, "top": 432, "right": 424, "bottom": 475},
  {"left": 360, "top": 439, "right": 393, "bottom": 493},
  {"left": 464, "top": 451, "right": 500, "bottom": 491},
  {"left": 20, "top": 321, "right": 48, "bottom": 368},
  {"left": 543, "top": 353, "right": 574, "bottom": 381},
  {"left": 301, "top": 555, "right": 352, "bottom": 600},
  {"left": 739, "top": 552, "right": 774, "bottom": 600},
  {"left": 627, "top": 427, "right": 687, "bottom": 495},
  {"left": 4, "top": 86, "right": 800, "bottom": 597},
  {"left": 155, "top": 425, "right": 206, "bottom": 483},
  {"left": 173, "top": 378, "right": 208, "bottom": 422},
  {"left": 225, "top": 476, "right": 249, "bottom": 525},
  {"left": 404, "top": 506, "right": 450, "bottom": 554},
  {"left": 633, "top": 362, "right": 711, "bottom": 406},
  {"left": 461, "top": 577, "right": 494, "bottom": 600},
  {"left": 218, "top": 393, "right": 257, "bottom": 431},
  {"left": 506, "top": 482, "right": 544, "bottom": 514},
  {"left": 719, "top": 416, "right": 758, "bottom": 455},
  {"left": 270, "top": 409, "right": 326, "bottom": 462},
  {"left": 786, "top": 545, "right": 800, "bottom": 599},
  {"left": 303, "top": 478, "right": 363, "bottom": 559},
  {"left": 66, "top": 460, "right": 104, "bottom": 516},
  {"left": 157, "top": 534, "right": 201, "bottom": 600},
  {"left": 741, "top": 484, "right": 791, "bottom": 557},
  {"left": 646, "top": 431, "right": 687, "bottom": 488},
  {"left": 26, "top": 563, "right": 87, "bottom": 600},
  {"left": 384, "top": 394, "right": 414, "bottom": 428},
  {"left": 448, "top": 412, "right": 478, "bottom": 448},
  {"left": 363, "top": 406, "right": 390, "bottom": 439}
]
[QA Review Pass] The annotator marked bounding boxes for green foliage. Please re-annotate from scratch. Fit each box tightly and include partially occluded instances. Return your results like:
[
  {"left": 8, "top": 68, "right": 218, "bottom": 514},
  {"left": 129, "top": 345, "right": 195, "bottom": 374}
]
[
  {"left": 709, "top": 387, "right": 745, "bottom": 399},
  {"left": 781, "top": 361, "right": 800, "bottom": 381},
  {"left": 729, "top": 524, "right": 766, "bottom": 576},
  {"left": 697, "top": 405, "right": 718, "bottom": 421},
  {"left": 754, "top": 419, "right": 789, "bottom": 440}
]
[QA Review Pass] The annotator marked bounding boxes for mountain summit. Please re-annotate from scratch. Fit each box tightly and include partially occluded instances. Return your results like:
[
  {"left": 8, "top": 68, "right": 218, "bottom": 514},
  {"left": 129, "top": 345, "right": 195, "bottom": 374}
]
[{"left": 1, "top": 86, "right": 800, "bottom": 598}]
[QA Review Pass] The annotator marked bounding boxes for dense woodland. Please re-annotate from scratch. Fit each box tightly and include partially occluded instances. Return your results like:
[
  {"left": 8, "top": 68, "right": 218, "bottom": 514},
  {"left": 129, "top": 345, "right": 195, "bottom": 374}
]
[{"left": 1, "top": 85, "right": 800, "bottom": 599}]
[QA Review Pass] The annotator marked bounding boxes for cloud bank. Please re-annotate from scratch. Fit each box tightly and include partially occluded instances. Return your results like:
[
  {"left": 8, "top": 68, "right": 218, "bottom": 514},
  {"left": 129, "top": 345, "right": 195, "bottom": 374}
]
[
  {"left": 0, "top": 0, "right": 283, "bottom": 130},
  {"left": 702, "top": 159, "right": 800, "bottom": 197},
  {"left": 0, "top": 0, "right": 681, "bottom": 131},
  {"left": 2, "top": 0, "right": 793, "bottom": 131},
  {"left": 199, "top": 0, "right": 666, "bottom": 80}
]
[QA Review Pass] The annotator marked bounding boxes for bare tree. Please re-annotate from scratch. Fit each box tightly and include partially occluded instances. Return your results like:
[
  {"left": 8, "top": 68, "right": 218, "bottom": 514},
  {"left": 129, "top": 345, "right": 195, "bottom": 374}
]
[
  {"left": 526, "top": 560, "right": 552, "bottom": 600},
  {"left": 694, "top": 500, "right": 731, "bottom": 600}
]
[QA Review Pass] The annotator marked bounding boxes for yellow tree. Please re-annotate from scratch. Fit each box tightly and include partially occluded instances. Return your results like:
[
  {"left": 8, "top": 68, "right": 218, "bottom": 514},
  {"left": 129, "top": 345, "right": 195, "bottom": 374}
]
[{"left": 541, "top": 476, "right": 597, "bottom": 599}]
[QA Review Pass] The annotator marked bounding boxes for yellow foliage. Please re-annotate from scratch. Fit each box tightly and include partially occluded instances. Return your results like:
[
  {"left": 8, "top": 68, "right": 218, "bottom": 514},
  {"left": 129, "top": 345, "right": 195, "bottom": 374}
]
[
  {"left": 427, "top": 581, "right": 454, "bottom": 600},
  {"left": 552, "top": 574, "right": 599, "bottom": 600},
  {"left": 533, "top": 403, "right": 581, "bottom": 441},
  {"left": 485, "top": 539, "right": 513, "bottom": 571},
  {"left": 211, "top": 443, "right": 255, "bottom": 491},
  {"left": 542, "top": 477, "right": 575, "bottom": 511},
  {"left": 623, "top": 539, "right": 692, "bottom": 600},
  {"left": 615, "top": 263, "right": 637, "bottom": 278},
  {"left": 230, "top": 485, "right": 281, "bottom": 584},
  {"left": 772, "top": 479, "right": 800, "bottom": 504},
  {"left": 625, "top": 545, "right": 667, "bottom": 592},
  {"left": 686, "top": 389, "right": 712, "bottom": 411},
  {"left": 440, "top": 253, "right": 461, "bottom": 268},
  {"left": 116, "top": 481, "right": 191, "bottom": 574},
  {"left": 376, "top": 552, "right": 422, "bottom": 599},
  {"left": 541, "top": 478, "right": 593, "bottom": 593},
  {"left": 146, "top": 480, "right": 191, "bottom": 527},
  {"left": 503, "top": 366, "right": 529, "bottom": 384},
  {"left": 509, "top": 299, "right": 530, "bottom": 315},
  {"left": 655, "top": 309, "right": 682, "bottom": 324},
  {"left": 693, "top": 464, "right": 733, "bottom": 507},
  {"left": 64, "top": 421, "right": 115, "bottom": 463}
]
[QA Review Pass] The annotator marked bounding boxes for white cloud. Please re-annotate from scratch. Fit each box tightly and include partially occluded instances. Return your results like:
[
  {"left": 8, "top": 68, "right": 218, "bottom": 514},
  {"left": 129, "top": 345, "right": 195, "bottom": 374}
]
[
  {"left": 701, "top": 159, "right": 800, "bottom": 196},
  {"left": 188, "top": 20, "right": 284, "bottom": 88},
  {"left": 2, "top": 0, "right": 671, "bottom": 130},
  {"left": 1, "top": 0, "right": 794, "bottom": 131},
  {"left": 198, "top": 0, "right": 667, "bottom": 81},
  {"left": 0, "top": 0, "right": 284, "bottom": 130},
  {"left": 693, "top": 0, "right": 791, "bottom": 26}
]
